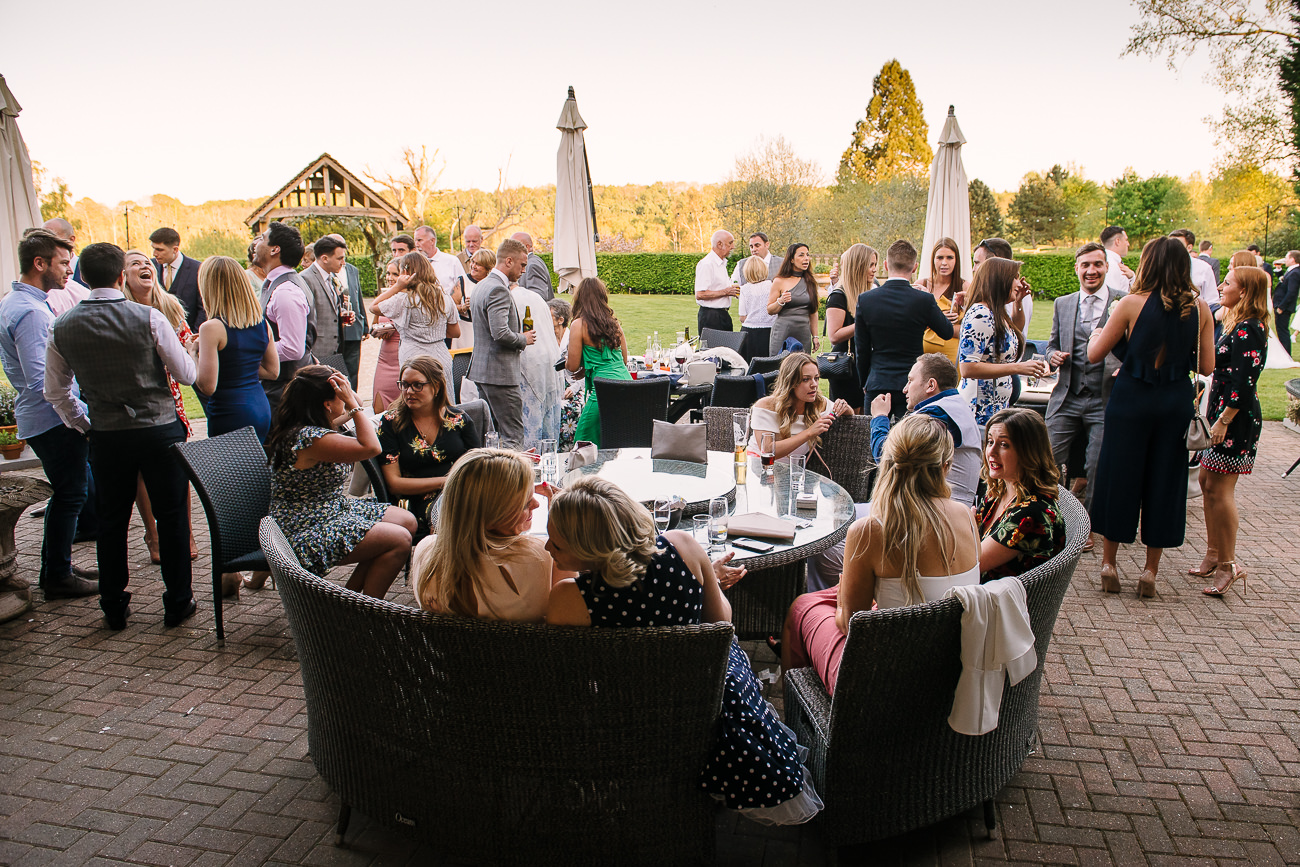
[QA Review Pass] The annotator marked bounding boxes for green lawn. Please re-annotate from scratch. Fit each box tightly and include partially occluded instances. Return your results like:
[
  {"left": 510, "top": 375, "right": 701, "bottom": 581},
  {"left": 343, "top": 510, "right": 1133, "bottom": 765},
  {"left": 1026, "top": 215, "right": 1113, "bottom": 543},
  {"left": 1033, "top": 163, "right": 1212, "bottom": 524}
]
[{"left": 585, "top": 292, "right": 1300, "bottom": 421}]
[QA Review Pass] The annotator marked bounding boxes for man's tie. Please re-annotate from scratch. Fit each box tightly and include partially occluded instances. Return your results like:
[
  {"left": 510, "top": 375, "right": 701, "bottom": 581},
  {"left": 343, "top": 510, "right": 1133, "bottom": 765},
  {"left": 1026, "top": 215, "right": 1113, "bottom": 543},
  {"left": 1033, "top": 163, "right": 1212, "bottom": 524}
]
[
  {"left": 163, "top": 263, "right": 173, "bottom": 291},
  {"left": 1082, "top": 295, "right": 1098, "bottom": 334}
]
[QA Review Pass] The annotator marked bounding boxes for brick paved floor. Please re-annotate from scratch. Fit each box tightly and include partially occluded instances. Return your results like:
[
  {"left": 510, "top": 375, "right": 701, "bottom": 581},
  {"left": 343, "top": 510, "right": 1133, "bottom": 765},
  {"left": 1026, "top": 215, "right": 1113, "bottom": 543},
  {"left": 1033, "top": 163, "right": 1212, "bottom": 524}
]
[{"left": 2, "top": 423, "right": 1299, "bottom": 866}]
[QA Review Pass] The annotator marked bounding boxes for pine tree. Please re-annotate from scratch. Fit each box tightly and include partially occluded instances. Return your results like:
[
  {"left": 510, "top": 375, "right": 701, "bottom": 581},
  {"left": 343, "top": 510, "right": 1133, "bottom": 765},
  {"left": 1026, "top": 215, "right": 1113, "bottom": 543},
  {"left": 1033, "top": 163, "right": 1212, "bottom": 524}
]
[
  {"left": 837, "top": 60, "right": 932, "bottom": 186},
  {"left": 968, "top": 179, "right": 1002, "bottom": 241}
]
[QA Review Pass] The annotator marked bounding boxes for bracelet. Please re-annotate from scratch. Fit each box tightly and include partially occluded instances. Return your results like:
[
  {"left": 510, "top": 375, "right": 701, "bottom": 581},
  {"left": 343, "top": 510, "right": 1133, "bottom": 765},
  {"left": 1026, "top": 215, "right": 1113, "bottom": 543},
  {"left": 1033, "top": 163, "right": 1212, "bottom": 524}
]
[{"left": 346, "top": 406, "right": 363, "bottom": 416}]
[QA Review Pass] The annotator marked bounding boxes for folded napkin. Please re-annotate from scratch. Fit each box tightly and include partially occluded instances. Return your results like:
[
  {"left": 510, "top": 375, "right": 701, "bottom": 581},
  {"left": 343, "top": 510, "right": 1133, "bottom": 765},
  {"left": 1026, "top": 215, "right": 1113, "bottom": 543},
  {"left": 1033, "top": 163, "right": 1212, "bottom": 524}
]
[
  {"left": 944, "top": 577, "right": 1036, "bottom": 736},
  {"left": 727, "top": 512, "right": 796, "bottom": 542}
]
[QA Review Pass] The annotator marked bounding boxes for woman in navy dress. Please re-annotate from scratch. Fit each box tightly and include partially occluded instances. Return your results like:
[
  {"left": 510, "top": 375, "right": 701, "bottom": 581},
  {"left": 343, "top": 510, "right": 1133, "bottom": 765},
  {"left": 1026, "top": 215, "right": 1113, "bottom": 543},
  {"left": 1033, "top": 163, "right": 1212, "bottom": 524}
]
[
  {"left": 196, "top": 256, "right": 279, "bottom": 441},
  {"left": 1088, "top": 237, "right": 1215, "bottom": 598},
  {"left": 546, "top": 476, "right": 822, "bottom": 826}
]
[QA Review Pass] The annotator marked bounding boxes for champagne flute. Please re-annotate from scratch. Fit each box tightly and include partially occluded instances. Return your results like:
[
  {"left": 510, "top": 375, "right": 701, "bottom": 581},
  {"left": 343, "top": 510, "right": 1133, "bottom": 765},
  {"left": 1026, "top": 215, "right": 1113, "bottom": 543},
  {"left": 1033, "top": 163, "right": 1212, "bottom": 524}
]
[{"left": 654, "top": 498, "right": 673, "bottom": 534}]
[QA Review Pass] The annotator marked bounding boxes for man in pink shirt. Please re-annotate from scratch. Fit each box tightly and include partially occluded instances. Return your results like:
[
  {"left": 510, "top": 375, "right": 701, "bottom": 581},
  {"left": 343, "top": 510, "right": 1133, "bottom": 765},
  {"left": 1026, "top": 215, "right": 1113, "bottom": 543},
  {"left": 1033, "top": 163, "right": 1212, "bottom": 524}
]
[{"left": 253, "top": 222, "right": 313, "bottom": 414}]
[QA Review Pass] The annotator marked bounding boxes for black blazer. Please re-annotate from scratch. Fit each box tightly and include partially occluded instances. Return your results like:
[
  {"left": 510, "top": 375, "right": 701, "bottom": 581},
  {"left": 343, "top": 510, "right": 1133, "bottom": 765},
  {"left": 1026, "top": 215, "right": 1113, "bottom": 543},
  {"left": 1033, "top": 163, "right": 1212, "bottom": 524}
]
[
  {"left": 1274, "top": 265, "right": 1300, "bottom": 314},
  {"left": 854, "top": 278, "right": 952, "bottom": 393},
  {"left": 154, "top": 254, "right": 205, "bottom": 331}
]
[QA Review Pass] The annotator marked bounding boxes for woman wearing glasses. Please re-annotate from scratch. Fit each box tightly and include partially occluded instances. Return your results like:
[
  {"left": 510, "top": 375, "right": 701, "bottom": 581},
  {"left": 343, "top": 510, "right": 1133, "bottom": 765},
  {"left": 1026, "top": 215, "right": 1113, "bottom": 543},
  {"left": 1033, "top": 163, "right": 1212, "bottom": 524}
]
[{"left": 378, "top": 355, "right": 482, "bottom": 534}]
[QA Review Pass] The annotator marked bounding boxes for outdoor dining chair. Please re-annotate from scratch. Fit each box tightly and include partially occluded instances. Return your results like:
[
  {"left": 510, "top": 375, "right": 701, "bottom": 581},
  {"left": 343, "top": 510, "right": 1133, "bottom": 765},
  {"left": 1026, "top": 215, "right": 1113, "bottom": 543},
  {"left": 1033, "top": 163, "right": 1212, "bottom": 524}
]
[
  {"left": 594, "top": 376, "right": 670, "bottom": 449},
  {"left": 315, "top": 352, "right": 348, "bottom": 374},
  {"left": 172, "top": 426, "right": 271, "bottom": 642},
  {"left": 451, "top": 352, "right": 473, "bottom": 403},
  {"left": 745, "top": 353, "right": 787, "bottom": 376},
  {"left": 708, "top": 372, "right": 775, "bottom": 408},
  {"left": 699, "top": 327, "right": 747, "bottom": 356}
]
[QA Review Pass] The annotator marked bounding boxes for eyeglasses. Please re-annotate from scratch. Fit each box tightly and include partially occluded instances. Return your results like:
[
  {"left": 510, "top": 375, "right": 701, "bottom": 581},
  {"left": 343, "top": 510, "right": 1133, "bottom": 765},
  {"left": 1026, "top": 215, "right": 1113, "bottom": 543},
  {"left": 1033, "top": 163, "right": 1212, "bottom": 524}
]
[{"left": 397, "top": 380, "right": 429, "bottom": 391}]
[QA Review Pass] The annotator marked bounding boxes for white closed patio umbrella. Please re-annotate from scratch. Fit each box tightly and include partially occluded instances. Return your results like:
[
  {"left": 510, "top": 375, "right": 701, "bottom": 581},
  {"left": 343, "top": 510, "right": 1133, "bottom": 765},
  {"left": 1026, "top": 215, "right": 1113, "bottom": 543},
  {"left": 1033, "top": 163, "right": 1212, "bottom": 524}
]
[
  {"left": 918, "top": 106, "right": 970, "bottom": 283},
  {"left": 1, "top": 76, "right": 43, "bottom": 296},
  {"left": 553, "top": 86, "right": 599, "bottom": 295}
]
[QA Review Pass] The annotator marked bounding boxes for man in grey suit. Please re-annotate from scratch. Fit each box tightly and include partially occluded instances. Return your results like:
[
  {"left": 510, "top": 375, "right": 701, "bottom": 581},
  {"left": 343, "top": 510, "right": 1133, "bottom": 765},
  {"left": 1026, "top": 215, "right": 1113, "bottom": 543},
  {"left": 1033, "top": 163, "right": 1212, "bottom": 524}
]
[
  {"left": 730, "top": 232, "right": 782, "bottom": 285},
  {"left": 300, "top": 236, "right": 348, "bottom": 362},
  {"left": 330, "top": 235, "right": 368, "bottom": 390},
  {"left": 511, "top": 232, "right": 554, "bottom": 301},
  {"left": 1046, "top": 242, "right": 1125, "bottom": 522},
  {"left": 468, "top": 238, "right": 536, "bottom": 447}
]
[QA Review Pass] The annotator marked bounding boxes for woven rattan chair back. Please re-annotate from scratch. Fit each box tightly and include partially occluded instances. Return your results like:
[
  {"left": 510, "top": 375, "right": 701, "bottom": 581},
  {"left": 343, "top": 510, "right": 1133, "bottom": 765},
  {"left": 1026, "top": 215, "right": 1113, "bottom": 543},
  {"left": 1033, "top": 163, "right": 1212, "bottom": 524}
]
[
  {"left": 594, "top": 376, "right": 670, "bottom": 449},
  {"left": 699, "top": 327, "right": 746, "bottom": 355}
]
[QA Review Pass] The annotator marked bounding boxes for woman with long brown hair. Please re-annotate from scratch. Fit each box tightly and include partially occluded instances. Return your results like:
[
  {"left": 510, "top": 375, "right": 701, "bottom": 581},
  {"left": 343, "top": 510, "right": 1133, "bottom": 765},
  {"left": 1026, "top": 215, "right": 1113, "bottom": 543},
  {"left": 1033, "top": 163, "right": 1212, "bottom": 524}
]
[
  {"left": 1190, "top": 262, "right": 1270, "bottom": 597},
  {"left": 767, "top": 243, "right": 820, "bottom": 355},
  {"left": 370, "top": 251, "right": 460, "bottom": 398},
  {"left": 957, "top": 257, "right": 1046, "bottom": 426},
  {"left": 1088, "top": 236, "right": 1215, "bottom": 597},
  {"left": 917, "top": 237, "right": 966, "bottom": 362},
  {"left": 566, "top": 277, "right": 630, "bottom": 446},
  {"left": 749, "top": 352, "right": 853, "bottom": 462}
]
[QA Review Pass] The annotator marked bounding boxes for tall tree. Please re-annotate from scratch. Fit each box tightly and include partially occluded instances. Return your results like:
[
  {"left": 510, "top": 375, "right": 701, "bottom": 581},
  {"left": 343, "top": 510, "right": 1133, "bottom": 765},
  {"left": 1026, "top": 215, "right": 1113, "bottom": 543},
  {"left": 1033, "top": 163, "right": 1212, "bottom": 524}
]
[
  {"left": 1107, "top": 170, "right": 1194, "bottom": 244},
  {"left": 1008, "top": 168, "right": 1072, "bottom": 246},
  {"left": 717, "top": 136, "right": 820, "bottom": 246},
  {"left": 837, "top": 60, "right": 932, "bottom": 186},
  {"left": 968, "top": 179, "right": 1003, "bottom": 241}
]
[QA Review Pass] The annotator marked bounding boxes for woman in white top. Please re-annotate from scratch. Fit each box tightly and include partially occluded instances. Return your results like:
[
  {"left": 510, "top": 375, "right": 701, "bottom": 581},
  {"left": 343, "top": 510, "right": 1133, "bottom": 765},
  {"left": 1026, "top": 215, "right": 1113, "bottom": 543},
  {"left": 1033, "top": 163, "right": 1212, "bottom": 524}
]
[
  {"left": 737, "top": 256, "right": 776, "bottom": 362},
  {"left": 370, "top": 251, "right": 460, "bottom": 397},
  {"left": 749, "top": 352, "right": 852, "bottom": 462},
  {"left": 410, "top": 448, "right": 558, "bottom": 622},
  {"left": 781, "top": 414, "right": 981, "bottom": 695}
]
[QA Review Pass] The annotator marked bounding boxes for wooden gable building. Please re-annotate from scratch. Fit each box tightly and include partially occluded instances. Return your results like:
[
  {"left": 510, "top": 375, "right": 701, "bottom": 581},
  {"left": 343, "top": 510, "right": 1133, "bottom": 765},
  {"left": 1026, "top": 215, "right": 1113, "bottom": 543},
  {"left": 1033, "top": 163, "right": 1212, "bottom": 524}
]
[{"left": 245, "top": 153, "right": 407, "bottom": 235}]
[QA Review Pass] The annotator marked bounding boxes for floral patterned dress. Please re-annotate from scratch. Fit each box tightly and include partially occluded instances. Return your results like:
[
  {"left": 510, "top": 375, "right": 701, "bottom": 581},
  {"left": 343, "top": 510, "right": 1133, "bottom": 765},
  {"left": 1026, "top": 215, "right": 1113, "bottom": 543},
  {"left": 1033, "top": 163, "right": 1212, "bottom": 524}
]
[
  {"left": 269, "top": 425, "right": 389, "bottom": 576},
  {"left": 169, "top": 321, "right": 194, "bottom": 437},
  {"left": 958, "top": 303, "right": 1022, "bottom": 425},
  {"left": 378, "top": 409, "right": 480, "bottom": 532},
  {"left": 1200, "top": 318, "right": 1267, "bottom": 475},
  {"left": 975, "top": 490, "right": 1065, "bottom": 583}
]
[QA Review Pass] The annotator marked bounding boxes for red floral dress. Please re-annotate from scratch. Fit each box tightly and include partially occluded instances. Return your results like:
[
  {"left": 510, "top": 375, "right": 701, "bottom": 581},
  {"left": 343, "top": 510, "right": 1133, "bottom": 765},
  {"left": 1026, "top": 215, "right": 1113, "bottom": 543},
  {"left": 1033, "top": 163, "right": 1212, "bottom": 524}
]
[
  {"left": 1200, "top": 318, "right": 1266, "bottom": 475},
  {"left": 169, "top": 322, "right": 194, "bottom": 438},
  {"left": 976, "top": 490, "right": 1065, "bottom": 583}
]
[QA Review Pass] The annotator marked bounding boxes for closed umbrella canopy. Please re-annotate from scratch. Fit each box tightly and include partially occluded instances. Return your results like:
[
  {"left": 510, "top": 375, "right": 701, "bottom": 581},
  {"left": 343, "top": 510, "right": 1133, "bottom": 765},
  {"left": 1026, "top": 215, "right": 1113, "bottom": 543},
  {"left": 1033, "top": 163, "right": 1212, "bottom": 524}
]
[
  {"left": 918, "top": 106, "right": 970, "bottom": 284},
  {"left": 553, "top": 86, "right": 598, "bottom": 295},
  {"left": 1, "top": 76, "right": 42, "bottom": 295}
]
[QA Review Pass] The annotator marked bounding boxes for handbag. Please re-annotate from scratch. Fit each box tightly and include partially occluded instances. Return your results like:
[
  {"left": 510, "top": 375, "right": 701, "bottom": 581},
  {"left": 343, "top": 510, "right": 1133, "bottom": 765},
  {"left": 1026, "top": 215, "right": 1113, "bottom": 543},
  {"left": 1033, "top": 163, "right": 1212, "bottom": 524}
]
[
  {"left": 817, "top": 352, "right": 854, "bottom": 379},
  {"left": 650, "top": 420, "right": 707, "bottom": 463},
  {"left": 1184, "top": 304, "right": 1213, "bottom": 451}
]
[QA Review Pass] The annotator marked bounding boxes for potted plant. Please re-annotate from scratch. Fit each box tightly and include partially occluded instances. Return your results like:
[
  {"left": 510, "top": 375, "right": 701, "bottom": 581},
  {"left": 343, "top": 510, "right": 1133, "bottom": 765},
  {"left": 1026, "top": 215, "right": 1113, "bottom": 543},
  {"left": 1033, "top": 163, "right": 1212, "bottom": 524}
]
[
  {"left": 0, "top": 430, "right": 24, "bottom": 461},
  {"left": 0, "top": 385, "right": 15, "bottom": 435}
]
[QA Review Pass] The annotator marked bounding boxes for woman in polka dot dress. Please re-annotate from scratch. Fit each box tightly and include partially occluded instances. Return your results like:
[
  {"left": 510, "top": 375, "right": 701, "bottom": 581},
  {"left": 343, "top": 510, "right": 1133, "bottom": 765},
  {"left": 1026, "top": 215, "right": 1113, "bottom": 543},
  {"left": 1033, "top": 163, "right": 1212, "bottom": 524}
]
[{"left": 547, "top": 477, "right": 822, "bottom": 825}]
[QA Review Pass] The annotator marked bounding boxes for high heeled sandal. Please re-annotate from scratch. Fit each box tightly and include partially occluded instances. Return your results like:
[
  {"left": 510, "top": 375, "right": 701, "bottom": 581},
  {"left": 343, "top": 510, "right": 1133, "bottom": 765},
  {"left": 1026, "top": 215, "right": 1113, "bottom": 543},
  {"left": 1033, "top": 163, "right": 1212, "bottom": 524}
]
[
  {"left": 1187, "top": 555, "right": 1217, "bottom": 578},
  {"left": 1137, "top": 570, "right": 1157, "bottom": 598},
  {"left": 1100, "top": 563, "right": 1121, "bottom": 594},
  {"left": 1202, "top": 561, "right": 1247, "bottom": 598}
]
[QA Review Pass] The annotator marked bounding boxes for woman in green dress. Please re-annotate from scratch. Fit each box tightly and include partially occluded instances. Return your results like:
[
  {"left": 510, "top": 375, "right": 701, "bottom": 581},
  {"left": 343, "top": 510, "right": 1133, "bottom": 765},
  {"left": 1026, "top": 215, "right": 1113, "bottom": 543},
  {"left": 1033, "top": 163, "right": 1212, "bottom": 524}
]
[{"left": 566, "top": 277, "right": 631, "bottom": 447}]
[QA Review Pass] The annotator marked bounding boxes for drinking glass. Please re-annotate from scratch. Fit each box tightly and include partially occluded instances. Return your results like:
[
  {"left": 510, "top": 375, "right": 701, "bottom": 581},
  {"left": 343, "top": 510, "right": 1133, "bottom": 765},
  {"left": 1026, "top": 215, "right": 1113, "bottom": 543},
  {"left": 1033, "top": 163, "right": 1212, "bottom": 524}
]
[
  {"left": 692, "top": 514, "right": 711, "bottom": 544},
  {"left": 757, "top": 432, "right": 776, "bottom": 476},
  {"left": 709, "top": 498, "right": 729, "bottom": 548},
  {"left": 732, "top": 412, "right": 749, "bottom": 461},
  {"left": 1028, "top": 353, "right": 1047, "bottom": 388},
  {"left": 789, "top": 453, "right": 806, "bottom": 494},
  {"left": 540, "top": 439, "right": 558, "bottom": 482},
  {"left": 654, "top": 498, "right": 673, "bottom": 533},
  {"left": 484, "top": 431, "right": 500, "bottom": 450}
]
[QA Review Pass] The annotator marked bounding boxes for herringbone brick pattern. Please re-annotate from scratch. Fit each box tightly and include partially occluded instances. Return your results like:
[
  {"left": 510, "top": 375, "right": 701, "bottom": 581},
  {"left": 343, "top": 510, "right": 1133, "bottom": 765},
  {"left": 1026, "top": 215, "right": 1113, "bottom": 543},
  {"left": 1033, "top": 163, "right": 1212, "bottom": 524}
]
[{"left": 2, "top": 424, "right": 1299, "bottom": 865}]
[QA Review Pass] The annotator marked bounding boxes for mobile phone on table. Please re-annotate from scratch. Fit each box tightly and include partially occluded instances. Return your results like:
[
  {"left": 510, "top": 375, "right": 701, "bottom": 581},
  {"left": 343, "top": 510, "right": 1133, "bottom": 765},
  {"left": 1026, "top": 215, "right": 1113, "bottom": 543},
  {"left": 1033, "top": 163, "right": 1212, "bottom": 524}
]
[{"left": 730, "top": 538, "right": 775, "bottom": 553}]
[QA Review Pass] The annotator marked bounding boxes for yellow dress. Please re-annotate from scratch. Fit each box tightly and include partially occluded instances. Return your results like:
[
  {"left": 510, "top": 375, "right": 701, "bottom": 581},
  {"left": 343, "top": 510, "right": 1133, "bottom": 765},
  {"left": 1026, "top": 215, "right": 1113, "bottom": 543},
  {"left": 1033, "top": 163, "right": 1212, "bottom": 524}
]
[{"left": 922, "top": 292, "right": 960, "bottom": 362}]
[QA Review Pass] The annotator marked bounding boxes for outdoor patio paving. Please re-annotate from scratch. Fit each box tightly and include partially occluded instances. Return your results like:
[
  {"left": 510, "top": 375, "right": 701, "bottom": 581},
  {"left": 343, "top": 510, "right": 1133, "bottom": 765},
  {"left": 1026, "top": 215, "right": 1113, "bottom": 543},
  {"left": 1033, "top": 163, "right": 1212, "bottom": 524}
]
[{"left": 2, "top": 423, "right": 1299, "bottom": 866}]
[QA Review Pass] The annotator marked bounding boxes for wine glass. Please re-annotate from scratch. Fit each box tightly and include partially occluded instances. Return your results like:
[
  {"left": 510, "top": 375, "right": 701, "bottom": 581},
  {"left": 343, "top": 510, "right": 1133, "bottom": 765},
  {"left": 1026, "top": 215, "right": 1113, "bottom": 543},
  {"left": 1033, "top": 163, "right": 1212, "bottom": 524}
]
[
  {"left": 654, "top": 498, "right": 673, "bottom": 534},
  {"left": 757, "top": 432, "right": 776, "bottom": 476}
]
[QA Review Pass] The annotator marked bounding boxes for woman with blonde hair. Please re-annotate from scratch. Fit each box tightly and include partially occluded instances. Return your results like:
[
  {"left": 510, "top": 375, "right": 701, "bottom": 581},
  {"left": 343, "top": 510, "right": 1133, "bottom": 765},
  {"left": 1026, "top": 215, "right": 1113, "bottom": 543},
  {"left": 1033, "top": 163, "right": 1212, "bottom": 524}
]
[
  {"left": 1190, "top": 263, "right": 1270, "bottom": 597},
  {"left": 410, "top": 448, "right": 555, "bottom": 620},
  {"left": 196, "top": 255, "right": 279, "bottom": 441},
  {"left": 737, "top": 254, "right": 776, "bottom": 362},
  {"left": 547, "top": 476, "right": 822, "bottom": 825},
  {"left": 823, "top": 243, "right": 877, "bottom": 409},
  {"left": 378, "top": 355, "right": 481, "bottom": 535},
  {"left": 783, "top": 414, "right": 981, "bottom": 694},
  {"left": 916, "top": 237, "right": 966, "bottom": 362},
  {"left": 449, "top": 247, "right": 496, "bottom": 352},
  {"left": 370, "top": 251, "right": 460, "bottom": 397},
  {"left": 749, "top": 352, "right": 853, "bottom": 463},
  {"left": 123, "top": 250, "right": 199, "bottom": 563}
]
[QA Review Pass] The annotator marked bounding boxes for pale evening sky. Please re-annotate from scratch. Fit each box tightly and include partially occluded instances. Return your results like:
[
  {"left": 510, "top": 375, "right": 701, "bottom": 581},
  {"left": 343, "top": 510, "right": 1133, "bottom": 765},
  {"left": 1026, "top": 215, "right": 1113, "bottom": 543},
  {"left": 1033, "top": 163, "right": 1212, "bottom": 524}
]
[{"left": 5, "top": 0, "right": 1225, "bottom": 205}]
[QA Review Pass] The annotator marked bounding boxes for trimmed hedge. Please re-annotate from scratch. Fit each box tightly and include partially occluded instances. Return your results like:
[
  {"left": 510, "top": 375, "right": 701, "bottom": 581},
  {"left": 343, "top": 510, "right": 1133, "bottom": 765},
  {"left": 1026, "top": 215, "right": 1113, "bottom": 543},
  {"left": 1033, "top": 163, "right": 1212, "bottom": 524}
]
[
  {"left": 533, "top": 252, "right": 1140, "bottom": 300},
  {"left": 350, "top": 256, "right": 380, "bottom": 297}
]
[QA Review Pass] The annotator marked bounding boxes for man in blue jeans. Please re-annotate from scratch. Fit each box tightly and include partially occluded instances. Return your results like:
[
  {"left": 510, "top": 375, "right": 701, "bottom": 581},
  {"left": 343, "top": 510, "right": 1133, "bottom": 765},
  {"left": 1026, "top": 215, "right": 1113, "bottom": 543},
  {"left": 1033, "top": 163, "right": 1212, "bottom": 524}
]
[{"left": 0, "top": 229, "right": 98, "bottom": 598}]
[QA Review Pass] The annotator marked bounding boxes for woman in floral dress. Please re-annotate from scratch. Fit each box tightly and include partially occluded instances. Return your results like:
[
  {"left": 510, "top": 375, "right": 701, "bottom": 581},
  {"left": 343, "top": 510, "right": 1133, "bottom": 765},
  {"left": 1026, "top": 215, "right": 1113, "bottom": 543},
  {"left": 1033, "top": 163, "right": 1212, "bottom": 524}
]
[
  {"left": 265, "top": 365, "right": 417, "bottom": 598},
  {"left": 1192, "top": 263, "right": 1269, "bottom": 598},
  {"left": 378, "top": 356, "right": 481, "bottom": 535},
  {"left": 958, "top": 258, "right": 1047, "bottom": 427}
]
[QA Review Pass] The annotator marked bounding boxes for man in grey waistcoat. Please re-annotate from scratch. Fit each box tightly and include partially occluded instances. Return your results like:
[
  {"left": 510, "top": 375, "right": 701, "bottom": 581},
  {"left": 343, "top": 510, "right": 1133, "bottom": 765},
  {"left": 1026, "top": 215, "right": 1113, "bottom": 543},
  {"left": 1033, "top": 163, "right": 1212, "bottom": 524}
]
[
  {"left": 300, "top": 235, "right": 361, "bottom": 369},
  {"left": 730, "top": 232, "right": 782, "bottom": 285},
  {"left": 44, "top": 243, "right": 199, "bottom": 631},
  {"left": 255, "top": 222, "right": 315, "bottom": 414},
  {"left": 468, "top": 238, "right": 536, "bottom": 448},
  {"left": 1046, "top": 242, "right": 1125, "bottom": 523},
  {"left": 327, "top": 235, "right": 368, "bottom": 389}
]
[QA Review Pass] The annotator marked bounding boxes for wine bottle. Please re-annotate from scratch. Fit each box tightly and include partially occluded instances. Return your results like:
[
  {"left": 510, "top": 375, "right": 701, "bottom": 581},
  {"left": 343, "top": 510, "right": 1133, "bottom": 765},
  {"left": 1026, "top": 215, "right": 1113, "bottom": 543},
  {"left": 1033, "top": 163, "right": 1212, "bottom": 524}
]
[{"left": 522, "top": 305, "right": 533, "bottom": 331}]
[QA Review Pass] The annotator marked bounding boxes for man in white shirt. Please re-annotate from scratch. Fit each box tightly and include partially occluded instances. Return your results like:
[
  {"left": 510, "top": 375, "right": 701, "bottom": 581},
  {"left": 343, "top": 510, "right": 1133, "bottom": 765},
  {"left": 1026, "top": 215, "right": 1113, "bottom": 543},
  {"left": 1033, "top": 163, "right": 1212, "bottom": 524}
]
[
  {"left": 694, "top": 230, "right": 739, "bottom": 334},
  {"left": 730, "top": 232, "right": 782, "bottom": 285},
  {"left": 1170, "top": 228, "right": 1221, "bottom": 310},
  {"left": 457, "top": 224, "right": 483, "bottom": 271},
  {"left": 41, "top": 218, "right": 90, "bottom": 316},
  {"left": 414, "top": 226, "right": 467, "bottom": 295},
  {"left": 1100, "top": 226, "right": 1133, "bottom": 294}
]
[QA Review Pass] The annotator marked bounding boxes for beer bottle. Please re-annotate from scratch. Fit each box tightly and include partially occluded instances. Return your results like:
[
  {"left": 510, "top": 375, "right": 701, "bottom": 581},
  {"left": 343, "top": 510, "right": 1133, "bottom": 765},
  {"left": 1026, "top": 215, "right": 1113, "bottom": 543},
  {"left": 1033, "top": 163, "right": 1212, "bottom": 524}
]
[{"left": 522, "top": 305, "right": 533, "bottom": 332}]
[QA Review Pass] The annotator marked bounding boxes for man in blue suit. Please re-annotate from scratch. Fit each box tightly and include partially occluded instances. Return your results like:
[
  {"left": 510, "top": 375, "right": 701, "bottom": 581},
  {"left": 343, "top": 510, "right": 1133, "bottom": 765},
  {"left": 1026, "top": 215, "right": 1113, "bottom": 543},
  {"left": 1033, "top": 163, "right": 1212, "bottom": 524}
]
[
  {"left": 149, "top": 227, "right": 205, "bottom": 332},
  {"left": 854, "top": 240, "right": 953, "bottom": 422},
  {"left": 1273, "top": 250, "right": 1300, "bottom": 357}
]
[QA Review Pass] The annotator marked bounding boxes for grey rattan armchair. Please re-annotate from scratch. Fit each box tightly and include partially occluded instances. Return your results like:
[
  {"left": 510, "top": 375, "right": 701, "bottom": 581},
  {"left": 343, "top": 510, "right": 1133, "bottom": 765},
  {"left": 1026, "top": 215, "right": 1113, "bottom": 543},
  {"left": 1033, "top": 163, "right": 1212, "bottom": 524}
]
[
  {"left": 745, "top": 353, "right": 787, "bottom": 376},
  {"left": 708, "top": 372, "right": 775, "bottom": 408},
  {"left": 172, "top": 427, "right": 271, "bottom": 641},
  {"left": 260, "top": 516, "right": 733, "bottom": 865},
  {"left": 594, "top": 376, "right": 670, "bottom": 448},
  {"left": 783, "top": 488, "right": 1088, "bottom": 849},
  {"left": 451, "top": 352, "right": 472, "bottom": 403},
  {"left": 813, "top": 414, "right": 875, "bottom": 503},
  {"left": 315, "top": 352, "right": 348, "bottom": 374},
  {"left": 702, "top": 406, "right": 737, "bottom": 452},
  {"left": 699, "top": 327, "right": 747, "bottom": 355}
]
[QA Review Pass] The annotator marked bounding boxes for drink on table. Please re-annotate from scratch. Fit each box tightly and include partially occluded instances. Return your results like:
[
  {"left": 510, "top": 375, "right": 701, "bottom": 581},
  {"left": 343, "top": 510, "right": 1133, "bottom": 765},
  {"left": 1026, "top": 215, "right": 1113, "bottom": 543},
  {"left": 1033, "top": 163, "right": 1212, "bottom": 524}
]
[
  {"left": 790, "top": 453, "right": 806, "bottom": 494},
  {"left": 709, "top": 498, "right": 728, "bottom": 548},
  {"left": 654, "top": 498, "right": 672, "bottom": 533},
  {"left": 757, "top": 431, "right": 776, "bottom": 475}
]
